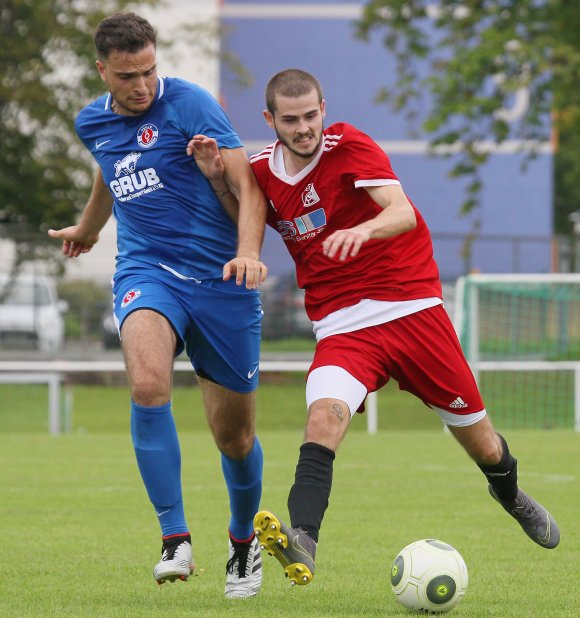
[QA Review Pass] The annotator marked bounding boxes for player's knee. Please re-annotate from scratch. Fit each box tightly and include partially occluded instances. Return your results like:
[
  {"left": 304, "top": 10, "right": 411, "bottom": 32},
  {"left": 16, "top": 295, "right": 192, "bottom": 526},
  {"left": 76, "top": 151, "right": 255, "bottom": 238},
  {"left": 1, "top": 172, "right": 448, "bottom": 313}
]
[
  {"left": 130, "top": 373, "right": 171, "bottom": 407},
  {"left": 217, "top": 428, "right": 254, "bottom": 459},
  {"left": 305, "top": 400, "right": 347, "bottom": 444},
  {"left": 470, "top": 435, "right": 503, "bottom": 466}
]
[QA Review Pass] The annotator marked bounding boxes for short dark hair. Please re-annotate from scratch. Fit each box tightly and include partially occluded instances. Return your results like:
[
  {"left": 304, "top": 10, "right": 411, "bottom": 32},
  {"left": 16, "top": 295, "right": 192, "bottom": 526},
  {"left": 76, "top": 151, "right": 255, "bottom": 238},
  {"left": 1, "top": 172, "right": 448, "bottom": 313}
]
[
  {"left": 265, "top": 69, "right": 323, "bottom": 114},
  {"left": 94, "top": 12, "right": 157, "bottom": 60}
]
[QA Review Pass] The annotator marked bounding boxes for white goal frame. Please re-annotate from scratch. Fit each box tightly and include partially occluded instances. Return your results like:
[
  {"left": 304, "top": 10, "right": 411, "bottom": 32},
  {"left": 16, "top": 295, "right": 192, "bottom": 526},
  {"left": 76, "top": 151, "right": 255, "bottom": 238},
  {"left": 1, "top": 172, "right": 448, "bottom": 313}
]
[{"left": 453, "top": 273, "right": 580, "bottom": 432}]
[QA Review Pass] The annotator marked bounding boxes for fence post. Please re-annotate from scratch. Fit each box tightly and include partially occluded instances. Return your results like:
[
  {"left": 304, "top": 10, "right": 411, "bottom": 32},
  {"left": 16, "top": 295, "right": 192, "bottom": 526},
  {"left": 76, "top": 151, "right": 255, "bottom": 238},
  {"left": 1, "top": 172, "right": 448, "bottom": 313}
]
[
  {"left": 48, "top": 374, "right": 61, "bottom": 436},
  {"left": 575, "top": 367, "right": 580, "bottom": 433},
  {"left": 367, "top": 391, "right": 378, "bottom": 435}
]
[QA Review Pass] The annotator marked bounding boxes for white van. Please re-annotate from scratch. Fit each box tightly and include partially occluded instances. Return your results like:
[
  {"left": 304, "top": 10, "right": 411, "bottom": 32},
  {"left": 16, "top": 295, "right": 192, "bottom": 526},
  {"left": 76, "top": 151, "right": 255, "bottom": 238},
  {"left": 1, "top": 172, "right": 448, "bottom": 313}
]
[{"left": 0, "top": 274, "right": 68, "bottom": 352}]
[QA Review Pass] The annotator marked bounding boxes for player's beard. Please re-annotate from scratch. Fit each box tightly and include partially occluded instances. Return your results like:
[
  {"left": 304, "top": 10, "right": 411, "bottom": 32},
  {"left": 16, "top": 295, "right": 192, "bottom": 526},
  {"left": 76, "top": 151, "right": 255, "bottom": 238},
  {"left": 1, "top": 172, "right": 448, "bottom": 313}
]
[{"left": 275, "top": 126, "right": 324, "bottom": 159}]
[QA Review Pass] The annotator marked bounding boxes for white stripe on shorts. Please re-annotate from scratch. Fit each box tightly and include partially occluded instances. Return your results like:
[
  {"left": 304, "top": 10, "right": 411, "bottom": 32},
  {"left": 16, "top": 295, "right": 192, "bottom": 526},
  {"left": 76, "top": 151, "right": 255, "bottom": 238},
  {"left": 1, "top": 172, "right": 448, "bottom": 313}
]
[
  {"left": 306, "top": 366, "right": 368, "bottom": 417},
  {"left": 433, "top": 407, "right": 487, "bottom": 427}
]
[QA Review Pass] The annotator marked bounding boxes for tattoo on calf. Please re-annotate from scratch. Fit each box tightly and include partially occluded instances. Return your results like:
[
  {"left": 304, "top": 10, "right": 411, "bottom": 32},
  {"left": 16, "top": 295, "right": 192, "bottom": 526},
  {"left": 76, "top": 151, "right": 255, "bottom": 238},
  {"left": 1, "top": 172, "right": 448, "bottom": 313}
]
[{"left": 330, "top": 403, "right": 344, "bottom": 421}]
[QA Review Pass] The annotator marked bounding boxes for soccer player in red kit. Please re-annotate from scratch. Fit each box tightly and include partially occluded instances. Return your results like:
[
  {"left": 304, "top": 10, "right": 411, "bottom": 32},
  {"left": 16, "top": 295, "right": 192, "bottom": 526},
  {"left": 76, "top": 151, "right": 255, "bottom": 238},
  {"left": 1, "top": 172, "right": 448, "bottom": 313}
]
[{"left": 188, "top": 68, "right": 560, "bottom": 587}]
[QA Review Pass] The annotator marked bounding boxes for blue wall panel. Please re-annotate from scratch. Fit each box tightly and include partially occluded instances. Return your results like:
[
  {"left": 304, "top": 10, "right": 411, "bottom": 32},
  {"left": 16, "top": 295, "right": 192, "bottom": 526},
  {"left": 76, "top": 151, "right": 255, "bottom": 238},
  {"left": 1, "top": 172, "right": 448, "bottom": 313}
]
[
  {"left": 221, "top": 3, "right": 553, "bottom": 279},
  {"left": 221, "top": 18, "right": 410, "bottom": 140}
]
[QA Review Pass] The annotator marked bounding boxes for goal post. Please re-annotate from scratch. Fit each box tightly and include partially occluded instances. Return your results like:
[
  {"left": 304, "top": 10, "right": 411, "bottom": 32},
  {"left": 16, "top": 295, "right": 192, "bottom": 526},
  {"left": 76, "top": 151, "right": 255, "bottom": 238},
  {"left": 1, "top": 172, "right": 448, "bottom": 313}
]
[{"left": 453, "top": 274, "right": 580, "bottom": 431}]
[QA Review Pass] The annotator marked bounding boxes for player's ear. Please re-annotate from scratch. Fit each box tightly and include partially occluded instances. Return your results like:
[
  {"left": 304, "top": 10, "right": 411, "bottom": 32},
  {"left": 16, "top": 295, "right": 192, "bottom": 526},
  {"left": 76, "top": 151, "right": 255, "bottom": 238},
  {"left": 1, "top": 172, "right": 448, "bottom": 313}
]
[
  {"left": 263, "top": 110, "right": 275, "bottom": 129},
  {"left": 96, "top": 59, "right": 107, "bottom": 82},
  {"left": 321, "top": 98, "right": 326, "bottom": 118}
]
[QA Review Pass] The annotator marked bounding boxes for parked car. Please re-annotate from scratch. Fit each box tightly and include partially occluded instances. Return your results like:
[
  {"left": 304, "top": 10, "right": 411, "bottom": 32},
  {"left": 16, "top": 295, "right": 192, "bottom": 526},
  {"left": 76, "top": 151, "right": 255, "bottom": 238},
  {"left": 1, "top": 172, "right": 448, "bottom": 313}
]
[
  {"left": 0, "top": 274, "right": 68, "bottom": 352},
  {"left": 101, "top": 304, "right": 121, "bottom": 349},
  {"left": 260, "top": 273, "right": 314, "bottom": 340}
]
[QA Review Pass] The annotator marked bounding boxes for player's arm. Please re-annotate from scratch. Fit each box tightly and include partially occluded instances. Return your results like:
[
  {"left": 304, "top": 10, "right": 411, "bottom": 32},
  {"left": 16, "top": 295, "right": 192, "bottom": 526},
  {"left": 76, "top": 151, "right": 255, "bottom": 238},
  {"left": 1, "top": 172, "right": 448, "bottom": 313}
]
[
  {"left": 187, "top": 134, "right": 239, "bottom": 223},
  {"left": 322, "top": 184, "right": 416, "bottom": 261},
  {"left": 221, "top": 146, "right": 268, "bottom": 288},
  {"left": 48, "top": 168, "right": 113, "bottom": 258},
  {"left": 187, "top": 135, "right": 268, "bottom": 288}
]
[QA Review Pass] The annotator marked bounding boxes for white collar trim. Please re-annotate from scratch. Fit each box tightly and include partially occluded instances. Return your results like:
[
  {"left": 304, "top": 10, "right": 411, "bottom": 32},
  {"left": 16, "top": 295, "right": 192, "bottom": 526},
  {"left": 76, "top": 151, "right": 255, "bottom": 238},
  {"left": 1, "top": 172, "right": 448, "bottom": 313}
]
[
  {"left": 268, "top": 134, "right": 327, "bottom": 186},
  {"left": 104, "top": 77, "right": 164, "bottom": 111}
]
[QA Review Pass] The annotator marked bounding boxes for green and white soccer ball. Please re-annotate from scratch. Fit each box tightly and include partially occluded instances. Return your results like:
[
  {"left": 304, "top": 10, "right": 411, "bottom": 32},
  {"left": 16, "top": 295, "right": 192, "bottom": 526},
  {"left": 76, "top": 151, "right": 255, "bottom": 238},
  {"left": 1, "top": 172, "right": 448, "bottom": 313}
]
[{"left": 390, "top": 539, "right": 468, "bottom": 614}]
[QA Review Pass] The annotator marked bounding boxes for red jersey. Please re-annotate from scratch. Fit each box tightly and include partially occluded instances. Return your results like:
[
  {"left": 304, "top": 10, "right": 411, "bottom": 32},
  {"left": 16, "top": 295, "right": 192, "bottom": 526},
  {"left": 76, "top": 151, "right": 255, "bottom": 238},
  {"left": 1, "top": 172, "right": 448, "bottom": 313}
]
[{"left": 250, "top": 122, "right": 442, "bottom": 321}]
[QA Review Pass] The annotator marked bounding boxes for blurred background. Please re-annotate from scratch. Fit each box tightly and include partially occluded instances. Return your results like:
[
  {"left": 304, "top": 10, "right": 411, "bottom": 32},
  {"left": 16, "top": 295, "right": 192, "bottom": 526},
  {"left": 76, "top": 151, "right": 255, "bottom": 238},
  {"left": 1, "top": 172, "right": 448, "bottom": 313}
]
[
  {"left": 1, "top": 8, "right": 578, "bottom": 612},
  {"left": 1, "top": 0, "right": 578, "bottom": 364}
]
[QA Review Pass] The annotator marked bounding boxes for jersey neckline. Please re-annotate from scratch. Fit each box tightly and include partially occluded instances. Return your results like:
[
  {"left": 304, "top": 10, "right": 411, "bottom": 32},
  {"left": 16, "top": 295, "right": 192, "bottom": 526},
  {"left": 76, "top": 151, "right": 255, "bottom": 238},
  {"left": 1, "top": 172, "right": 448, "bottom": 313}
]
[
  {"left": 268, "top": 133, "right": 327, "bottom": 186},
  {"left": 103, "top": 76, "right": 166, "bottom": 116}
]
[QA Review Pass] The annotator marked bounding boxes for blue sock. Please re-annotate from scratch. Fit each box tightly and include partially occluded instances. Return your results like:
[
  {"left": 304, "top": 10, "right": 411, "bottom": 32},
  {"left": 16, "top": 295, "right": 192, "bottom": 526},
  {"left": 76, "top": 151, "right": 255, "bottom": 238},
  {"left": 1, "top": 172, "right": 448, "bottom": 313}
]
[
  {"left": 221, "top": 437, "right": 263, "bottom": 541},
  {"left": 130, "top": 401, "right": 188, "bottom": 537}
]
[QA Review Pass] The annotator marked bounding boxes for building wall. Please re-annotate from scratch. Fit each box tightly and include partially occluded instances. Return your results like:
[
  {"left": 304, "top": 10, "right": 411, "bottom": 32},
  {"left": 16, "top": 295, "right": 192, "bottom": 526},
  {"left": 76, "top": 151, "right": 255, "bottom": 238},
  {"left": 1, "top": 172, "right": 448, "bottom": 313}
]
[
  {"left": 220, "top": 1, "right": 554, "bottom": 280},
  {"left": 51, "top": 0, "right": 554, "bottom": 285}
]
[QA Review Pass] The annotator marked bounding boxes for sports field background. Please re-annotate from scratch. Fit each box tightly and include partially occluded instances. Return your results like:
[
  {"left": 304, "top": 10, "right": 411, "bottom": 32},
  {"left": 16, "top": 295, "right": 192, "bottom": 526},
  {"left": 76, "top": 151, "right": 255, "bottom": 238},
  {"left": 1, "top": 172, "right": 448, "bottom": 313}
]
[{"left": 1, "top": 379, "right": 578, "bottom": 617}]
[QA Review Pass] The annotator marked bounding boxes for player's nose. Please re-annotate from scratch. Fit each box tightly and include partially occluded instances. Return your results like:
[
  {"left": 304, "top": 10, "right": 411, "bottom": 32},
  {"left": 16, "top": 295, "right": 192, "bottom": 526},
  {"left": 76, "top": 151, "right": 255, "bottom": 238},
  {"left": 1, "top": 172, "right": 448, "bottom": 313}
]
[
  {"left": 133, "top": 76, "right": 148, "bottom": 92},
  {"left": 295, "top": 117, "right": 310, "bottom": 133}
]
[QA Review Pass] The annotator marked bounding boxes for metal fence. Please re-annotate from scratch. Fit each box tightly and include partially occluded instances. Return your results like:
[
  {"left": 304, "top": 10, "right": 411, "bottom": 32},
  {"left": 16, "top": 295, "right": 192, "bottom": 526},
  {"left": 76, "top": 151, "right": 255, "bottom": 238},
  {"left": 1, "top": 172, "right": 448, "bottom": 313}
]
[
  {"left": 2, "top": 228, "right": 578, "bottom": 435},
  {"left": 1, "top": 227, "right": 579, "bottom": 360}
]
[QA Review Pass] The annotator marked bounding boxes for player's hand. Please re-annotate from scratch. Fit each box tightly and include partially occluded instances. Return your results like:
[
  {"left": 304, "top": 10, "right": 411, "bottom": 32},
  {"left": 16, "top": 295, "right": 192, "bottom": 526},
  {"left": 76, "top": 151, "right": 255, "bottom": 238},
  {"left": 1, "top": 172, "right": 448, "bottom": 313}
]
[
  {"left": 223, "top": 256, "right": 268, "bottom": 289},
  {"left": 48, "top": 226, "right": 99, "bottom": 258},
  {"left": 186, "top": 134, "right": 225, "bottom": 181},
  {"left": 322, "top": 226, "right": 372, "bottom": 261}
]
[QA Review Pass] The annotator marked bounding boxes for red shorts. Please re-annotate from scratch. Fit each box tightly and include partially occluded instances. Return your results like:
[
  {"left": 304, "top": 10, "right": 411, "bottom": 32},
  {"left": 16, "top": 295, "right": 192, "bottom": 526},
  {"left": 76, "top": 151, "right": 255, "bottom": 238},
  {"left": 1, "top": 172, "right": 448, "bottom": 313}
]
[{"left": 309, "top": 304, "right": 485, "bottom": 416}]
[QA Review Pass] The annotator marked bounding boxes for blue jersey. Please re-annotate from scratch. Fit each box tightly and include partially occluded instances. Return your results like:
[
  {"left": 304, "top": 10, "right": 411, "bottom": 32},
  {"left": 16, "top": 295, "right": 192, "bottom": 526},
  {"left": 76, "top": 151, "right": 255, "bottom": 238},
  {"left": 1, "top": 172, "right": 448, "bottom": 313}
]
[{"left": 75, "top": 77, "right": 242, "bottom": 280}]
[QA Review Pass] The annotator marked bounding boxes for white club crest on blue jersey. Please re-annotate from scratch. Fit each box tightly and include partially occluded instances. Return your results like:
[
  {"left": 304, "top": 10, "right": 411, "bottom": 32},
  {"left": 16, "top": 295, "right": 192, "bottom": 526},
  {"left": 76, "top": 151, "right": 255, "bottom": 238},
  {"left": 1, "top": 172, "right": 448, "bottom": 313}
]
[
  {"left": 114, "top": 152, "right": 141, "bottom": 178},
  {"left": 302, "top": 183, "right": 320, "bottom": 207},
  {"left": 137, "top": 123, "right": 159, "bottom": 148}
]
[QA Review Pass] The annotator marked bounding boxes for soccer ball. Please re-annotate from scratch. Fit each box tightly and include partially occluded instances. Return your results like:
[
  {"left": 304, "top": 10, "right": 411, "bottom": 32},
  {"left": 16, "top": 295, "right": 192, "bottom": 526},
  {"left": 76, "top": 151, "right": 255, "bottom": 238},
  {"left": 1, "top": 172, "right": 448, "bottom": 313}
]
[{"left": 390, "top": 539, "right": 468, "bottom": 614}]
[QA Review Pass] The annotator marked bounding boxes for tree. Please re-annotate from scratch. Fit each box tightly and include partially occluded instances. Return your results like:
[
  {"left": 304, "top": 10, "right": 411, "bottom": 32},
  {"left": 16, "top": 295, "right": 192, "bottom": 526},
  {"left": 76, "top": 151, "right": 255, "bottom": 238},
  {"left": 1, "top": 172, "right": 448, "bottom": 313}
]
[
  {"left": 0, "top": 0, "right": 157, "bottom": 275},
  {"left": 0, "top": 0, "right": 243, "bottom": 278},
  {"left": 357, "top": 0, "right": 580, "bottom": 234}
]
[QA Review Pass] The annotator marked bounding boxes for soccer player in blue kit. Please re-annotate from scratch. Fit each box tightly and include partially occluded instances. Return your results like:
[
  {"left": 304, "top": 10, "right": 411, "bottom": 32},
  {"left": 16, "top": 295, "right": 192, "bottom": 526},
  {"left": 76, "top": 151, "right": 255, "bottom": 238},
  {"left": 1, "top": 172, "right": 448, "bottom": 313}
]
[{"left": 48, "top": 12, "right": 267, "bottom": 599}]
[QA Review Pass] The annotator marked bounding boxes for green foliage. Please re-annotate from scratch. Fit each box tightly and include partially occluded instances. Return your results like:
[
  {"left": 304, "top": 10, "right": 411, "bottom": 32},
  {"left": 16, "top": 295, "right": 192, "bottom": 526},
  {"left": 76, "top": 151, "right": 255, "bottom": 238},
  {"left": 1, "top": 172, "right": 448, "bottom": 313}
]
[
  {"left": 58, "top": 279, "right": 110, "bottom": 338},
  {"left": 0, "top": 0, "right": 158, "bottom": 271},
  {"left": 357, "top": 1, "right": 580, "bottom": 231},
  {"left": 554, "top": 108, "right": 580, "bottom": 234},
  {"left": 0, "top": 0, "right": 252, "bottom": 275}
]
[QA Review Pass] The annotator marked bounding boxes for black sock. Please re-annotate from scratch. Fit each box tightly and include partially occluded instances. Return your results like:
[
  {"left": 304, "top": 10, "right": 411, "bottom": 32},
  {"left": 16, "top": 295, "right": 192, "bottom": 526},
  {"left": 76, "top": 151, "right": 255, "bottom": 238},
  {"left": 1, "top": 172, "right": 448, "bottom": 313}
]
[
  {"left": 287, "top": 442, "right": 335, "bottom": 543},
  {"left": 477, "top": 433, "right": 518, "bottom": 501}
]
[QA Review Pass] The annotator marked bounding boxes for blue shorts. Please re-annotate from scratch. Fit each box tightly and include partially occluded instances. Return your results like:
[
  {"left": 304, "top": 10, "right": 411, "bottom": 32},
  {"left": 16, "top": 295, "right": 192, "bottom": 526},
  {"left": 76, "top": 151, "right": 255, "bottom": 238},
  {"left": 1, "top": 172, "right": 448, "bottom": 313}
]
[{"left": 112, "top": 268, "right": 262, "bottom": 393}]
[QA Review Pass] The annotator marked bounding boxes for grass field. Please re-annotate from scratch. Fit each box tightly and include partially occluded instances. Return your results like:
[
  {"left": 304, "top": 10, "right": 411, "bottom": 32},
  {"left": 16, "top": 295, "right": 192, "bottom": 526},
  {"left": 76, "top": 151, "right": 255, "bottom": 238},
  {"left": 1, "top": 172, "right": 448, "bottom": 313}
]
[{"left": 0, "top": 381, "right": 578, "bottom": 617}]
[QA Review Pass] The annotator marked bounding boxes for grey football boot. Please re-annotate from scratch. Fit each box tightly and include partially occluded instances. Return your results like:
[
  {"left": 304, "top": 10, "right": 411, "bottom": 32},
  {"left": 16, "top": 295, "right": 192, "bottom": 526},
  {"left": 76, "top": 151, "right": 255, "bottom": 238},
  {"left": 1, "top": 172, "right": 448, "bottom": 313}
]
[
  {"left": 489, "top": 485, "right": 560, "bottom": 549},
  {"left": 254, "top": 510, "right": 316, "bottom": 586}
]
